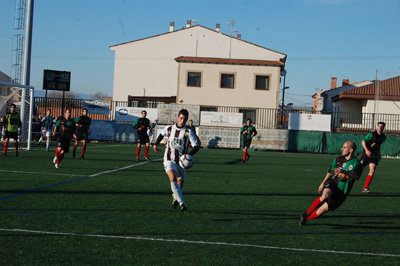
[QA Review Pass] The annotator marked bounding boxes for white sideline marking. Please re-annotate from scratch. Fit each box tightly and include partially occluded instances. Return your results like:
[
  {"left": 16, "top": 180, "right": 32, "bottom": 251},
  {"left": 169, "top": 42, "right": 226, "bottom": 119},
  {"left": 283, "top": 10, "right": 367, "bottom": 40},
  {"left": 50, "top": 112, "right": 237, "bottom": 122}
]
[
  {"left": 0, "top": 170, "right": 82, "bottom": 177},
  {"left": 0, "top": 228, "right": 399, "bottom": 258},
  {"left": 88, "top": 159, "right": 161, "bottom": 178}
]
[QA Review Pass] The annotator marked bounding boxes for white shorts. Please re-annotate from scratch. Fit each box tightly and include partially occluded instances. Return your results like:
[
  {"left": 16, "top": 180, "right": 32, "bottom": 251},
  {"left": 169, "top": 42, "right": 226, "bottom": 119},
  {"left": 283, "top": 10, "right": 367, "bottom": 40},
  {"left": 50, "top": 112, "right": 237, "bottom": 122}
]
[
  {"left": 43, "top": 129, "right": 52, "bottom": 137},
  {"left": 164, "top": 161, "right": 186, "bottom": 180}
]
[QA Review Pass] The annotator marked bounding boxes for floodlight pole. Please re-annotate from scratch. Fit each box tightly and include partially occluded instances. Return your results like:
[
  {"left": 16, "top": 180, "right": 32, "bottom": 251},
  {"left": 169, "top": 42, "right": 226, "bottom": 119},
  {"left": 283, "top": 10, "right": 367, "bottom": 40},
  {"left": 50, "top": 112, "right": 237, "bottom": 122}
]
[
  {"left": 280, "top": 70, "right": 287, "bottom": 128},
  {"left": 21, "top": 0, "right": 34, "bottom": 147}
]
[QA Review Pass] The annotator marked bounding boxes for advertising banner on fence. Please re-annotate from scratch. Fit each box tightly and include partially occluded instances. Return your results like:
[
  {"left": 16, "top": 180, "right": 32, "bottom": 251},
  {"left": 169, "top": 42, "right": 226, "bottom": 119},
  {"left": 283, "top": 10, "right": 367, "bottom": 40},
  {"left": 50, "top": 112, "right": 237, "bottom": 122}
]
[
  {"left": 88, "top": 120, "right": 116, "bottom": 141},
  {"left": 115, "top": 107, "right": 158, "bottom": 123},
  {"left": 288, "top": 113, "right": 331, "bottom": 132},
  {"left": 250, "top": 129, "right": 289, "bottom": 150},
  {"left": 157, "top": 104, "right": 200, "bottom": 125},
  {"left": 83, "top": 100, "right": 111, "bottom": 115},
  {"left": 200, "top": 111, "right": 243, "bottom": 127},
  {"left": 198, "top": 126, "right": 240, "bottom": 148}
]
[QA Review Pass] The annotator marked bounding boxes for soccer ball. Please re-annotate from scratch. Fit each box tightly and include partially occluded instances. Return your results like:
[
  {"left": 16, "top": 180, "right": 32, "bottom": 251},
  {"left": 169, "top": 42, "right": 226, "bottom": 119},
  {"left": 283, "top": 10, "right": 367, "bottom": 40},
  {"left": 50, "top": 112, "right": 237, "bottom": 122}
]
[{"left": 179, "top": 154, "right": 194, "bottom": 169}]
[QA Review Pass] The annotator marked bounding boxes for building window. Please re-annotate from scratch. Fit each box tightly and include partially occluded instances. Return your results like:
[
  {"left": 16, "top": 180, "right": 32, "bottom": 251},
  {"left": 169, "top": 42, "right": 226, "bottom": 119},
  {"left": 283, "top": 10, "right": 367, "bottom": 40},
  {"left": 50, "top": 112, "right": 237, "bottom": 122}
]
[
  {"left": 255, "top": 75, "right": 269, "bottom": 90},
  {"left": 221, "top": 74, "right": 235, "bottom": 89},
  {"left": 187, "top": 72, "right": 201, "bottom": 87}
]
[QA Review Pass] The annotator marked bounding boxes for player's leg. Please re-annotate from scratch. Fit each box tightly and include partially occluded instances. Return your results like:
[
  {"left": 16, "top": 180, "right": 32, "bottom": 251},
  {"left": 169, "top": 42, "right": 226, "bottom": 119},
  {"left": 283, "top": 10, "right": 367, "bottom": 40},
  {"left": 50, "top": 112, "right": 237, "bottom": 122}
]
[
  {"left": 167, "top": 170, "right": 185, "bottom": 205},
  {"left": 301, "top": 188, "right": 332, "bottom": 225},
  {"left": 45, "top": 130, "right": 51, "bottom": 151},
  {"left": 3, "top": 136, "right": 9, "bottom": 155},
  {"left": 242, "top": 146, "right": 248, "bottom": 162},
  {"left": 73, "top": 139, "right": 79, "bottom": 158},
  {"left": 14, "top": 137, "right": 19, "bottom": 156},
  {"left": 363, "top": 163, "right": 377, "bottom": 192},
  {"left": 172, "top": 178, "right": 185, "bottom": 209},
  {"left": 144, "top": 141, "right": 150, "bottom": 160},
  {"left": 136, "top": 143, "right": 141, "bottom": 160},
  {"left": 80, "top": 139, "right": 87, "bottom": 159}
]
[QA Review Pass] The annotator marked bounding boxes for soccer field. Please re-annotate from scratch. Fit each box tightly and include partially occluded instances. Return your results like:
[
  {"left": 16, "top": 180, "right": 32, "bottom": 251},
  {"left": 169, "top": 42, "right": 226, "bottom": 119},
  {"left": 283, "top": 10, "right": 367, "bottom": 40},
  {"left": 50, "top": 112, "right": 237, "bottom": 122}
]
[{"left": 0, "top": 144, "right": 399, "bottom": 265}]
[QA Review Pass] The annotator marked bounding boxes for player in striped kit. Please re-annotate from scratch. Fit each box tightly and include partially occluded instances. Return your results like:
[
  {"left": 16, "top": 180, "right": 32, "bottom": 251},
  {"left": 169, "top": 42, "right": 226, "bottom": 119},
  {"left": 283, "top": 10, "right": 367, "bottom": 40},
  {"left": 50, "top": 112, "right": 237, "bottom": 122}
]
[
  {"left": 153, "top": 109, "right": 200, "bottom": 212},
  {"left": 40, "top": 109, "right": 55, "bottom": 151}
]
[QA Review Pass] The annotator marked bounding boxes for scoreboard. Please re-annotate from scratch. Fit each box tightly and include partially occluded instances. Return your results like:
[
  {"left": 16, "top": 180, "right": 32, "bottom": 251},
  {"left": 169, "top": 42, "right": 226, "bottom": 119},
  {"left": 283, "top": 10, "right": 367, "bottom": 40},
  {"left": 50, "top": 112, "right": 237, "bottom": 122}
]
[{"left": 43, "top": 69, "right": 71, "bottom": 91}]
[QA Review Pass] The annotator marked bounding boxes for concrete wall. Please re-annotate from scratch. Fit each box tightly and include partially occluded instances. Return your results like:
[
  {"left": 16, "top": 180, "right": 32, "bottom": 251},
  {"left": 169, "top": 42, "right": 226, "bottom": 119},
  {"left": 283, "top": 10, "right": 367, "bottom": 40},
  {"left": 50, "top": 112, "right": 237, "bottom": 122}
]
[
  {"left": 364, "top": 99, "right": 400, "bottom": 114},
  {"left": 177, "top": 62, "right": 281, "bottom": 108},
  {"left": 110, "top": 25, "right": 285, "bottom": 102}
]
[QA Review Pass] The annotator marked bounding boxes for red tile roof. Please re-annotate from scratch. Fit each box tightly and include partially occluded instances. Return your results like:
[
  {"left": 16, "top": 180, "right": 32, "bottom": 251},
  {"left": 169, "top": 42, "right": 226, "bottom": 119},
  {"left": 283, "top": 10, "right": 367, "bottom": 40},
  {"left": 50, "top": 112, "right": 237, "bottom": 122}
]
[
  {"left": 332, "top": 76, "right": 400, "bottom": 101},
  {"left": 175, "top": 56, "right": 284, "bottom": 67}
]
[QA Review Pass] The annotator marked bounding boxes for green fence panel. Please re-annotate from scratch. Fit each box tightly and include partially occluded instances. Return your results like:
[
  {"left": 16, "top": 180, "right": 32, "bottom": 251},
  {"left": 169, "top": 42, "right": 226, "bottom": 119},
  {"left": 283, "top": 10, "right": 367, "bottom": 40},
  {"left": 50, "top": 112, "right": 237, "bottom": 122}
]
[
  {"left": 325, "top": 132, "right": 365, "bottom": 155},
  {"left": 380, "top": 134, "right": 400, "bottom": 157},
  {"left": 288, "top": 130, "right": 324, "bottom": 153}
]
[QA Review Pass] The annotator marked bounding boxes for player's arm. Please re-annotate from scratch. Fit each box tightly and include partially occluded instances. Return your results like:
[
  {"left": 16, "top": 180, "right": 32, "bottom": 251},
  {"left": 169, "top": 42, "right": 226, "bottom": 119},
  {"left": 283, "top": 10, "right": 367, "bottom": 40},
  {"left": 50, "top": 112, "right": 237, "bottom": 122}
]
[
  {"left": 318, "top": 172, "right": 332, "bottom": 194},
  {"left": 153, "top": 127, "right": 167, "bottom": 152},
  {"left": 188, "top": 130, "right": 200, "bottom": 156},
  {"left": 336, "top": 163, "right": 362, "bottom": 180},
  {"left": 252, "top": 127, "right": 257, "bottom": 138},
  {"left": 132, "top": 119, "right": 139, "bottom": 129},
  {"left": 52, "top": 120, "right": 60, "bottom": 136}
]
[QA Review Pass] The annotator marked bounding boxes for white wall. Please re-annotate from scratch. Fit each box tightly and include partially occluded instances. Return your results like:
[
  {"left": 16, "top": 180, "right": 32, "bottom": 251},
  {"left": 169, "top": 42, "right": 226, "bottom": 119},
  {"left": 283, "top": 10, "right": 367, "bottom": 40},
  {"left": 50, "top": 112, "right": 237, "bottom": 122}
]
[
  {"left": 177, "top": 62, "right": 280, "bottom": 108},
  {"left": 364, "top": 99, "right": 400, "bottom": 114},
  {"left": 110, "top": 26, "right": 285, "bottom": 102}
]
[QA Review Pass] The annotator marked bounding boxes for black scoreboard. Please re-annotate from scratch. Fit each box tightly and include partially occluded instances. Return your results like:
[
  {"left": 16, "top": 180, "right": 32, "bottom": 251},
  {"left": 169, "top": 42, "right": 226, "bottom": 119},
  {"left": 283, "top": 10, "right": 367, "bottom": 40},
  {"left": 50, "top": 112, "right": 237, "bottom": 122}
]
[{"left": 43, "top": 69, "right": 71, "bottom": 91}]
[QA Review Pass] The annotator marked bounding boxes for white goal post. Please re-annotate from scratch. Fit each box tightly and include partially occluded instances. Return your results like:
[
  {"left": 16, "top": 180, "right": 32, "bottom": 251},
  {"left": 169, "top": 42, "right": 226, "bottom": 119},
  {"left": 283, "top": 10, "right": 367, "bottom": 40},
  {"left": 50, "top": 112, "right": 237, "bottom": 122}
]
[{"left": 0, "top": 80, "right": 35, "bottom": 150}]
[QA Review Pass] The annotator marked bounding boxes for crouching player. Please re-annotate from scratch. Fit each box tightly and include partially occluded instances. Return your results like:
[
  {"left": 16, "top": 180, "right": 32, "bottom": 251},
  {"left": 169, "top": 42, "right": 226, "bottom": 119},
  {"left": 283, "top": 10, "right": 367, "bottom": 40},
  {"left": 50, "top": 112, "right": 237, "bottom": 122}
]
[
  {"left": 153, "top": 109, "right": 200, "bottom": 212},
  {"left": 300, "top": 141, "right": 362, "bottom": 225},
  {"left": 73, "top": 108, "right": 92, "bottom": 159},
  {"left": 52, "top": 109, "right": 76, "bottom": 168}
]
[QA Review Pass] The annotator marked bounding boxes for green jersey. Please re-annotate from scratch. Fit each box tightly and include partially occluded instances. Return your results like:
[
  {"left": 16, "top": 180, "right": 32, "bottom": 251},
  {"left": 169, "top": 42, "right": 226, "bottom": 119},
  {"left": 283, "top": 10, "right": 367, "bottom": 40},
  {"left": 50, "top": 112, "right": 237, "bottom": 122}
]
[
  {"left": 327, "top": 156, "right": 362, "bottom": 197},
  {"left": 133, "top": 118, "right": 150, "bottom": 135},
  {"left": 75, "top": 115, "right": 92, "bottom": 135},
  {"left": 241, "top": 125, "right": 257, "bottom": 140},
  {"left": 5, "top": 111, "right": 21, "bottom": 133},
  {"left": 55, "top": 117, "right": 76, "bottom": 139},
  {"left": 363, "top": 131, "right": 386, "bottom": 158}
]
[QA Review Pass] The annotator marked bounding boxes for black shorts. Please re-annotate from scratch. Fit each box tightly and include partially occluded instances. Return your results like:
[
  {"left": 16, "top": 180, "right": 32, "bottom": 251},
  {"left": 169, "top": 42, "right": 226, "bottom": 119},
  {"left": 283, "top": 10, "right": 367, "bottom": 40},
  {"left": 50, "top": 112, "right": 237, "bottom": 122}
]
[
  {"left": 243, "top": 137, "right": 252, "bottom": 148},
  {"left": 5, "top": 131, "right": 18, "bottom": 140},
  {"left": 57, "top": 135, "right": 71, "bottom": 153},
  {"left": 76, "top": 130, "right": 89, "bottom": 142},
  {"left": 138, "top": 133, "right": 150, "bottom": 145},
  {"left": 360, "top": 152, "right": 380, "bottom": 167},
  {"left": 323, "top": 181, "right": 346, "bottom": 211}
]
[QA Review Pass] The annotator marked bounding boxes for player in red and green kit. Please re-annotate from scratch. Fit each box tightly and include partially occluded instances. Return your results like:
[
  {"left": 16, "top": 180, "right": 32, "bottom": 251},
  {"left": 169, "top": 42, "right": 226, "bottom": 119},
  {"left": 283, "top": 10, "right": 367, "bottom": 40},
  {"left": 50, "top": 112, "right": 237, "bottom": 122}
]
[
  {"left": 360, "top": 122, "right": 386, "bottom": 193},
  {"left": 133, "top": 110, "right": 151, "bottom": 161},
  {"left": 300, "top": 141, "right": 362, "bottom": 226},
  {"left": 3, "top": 104, "right": 22, "bottom": 156},
  {"left": 73, "top": 108, "right": 92, "bottom": 159},
  {"left": 52, "top": 109, "right": 76, "bottom": 168},
  {"left": 240, "top": 118, "right": 257, "bottom": 162}
]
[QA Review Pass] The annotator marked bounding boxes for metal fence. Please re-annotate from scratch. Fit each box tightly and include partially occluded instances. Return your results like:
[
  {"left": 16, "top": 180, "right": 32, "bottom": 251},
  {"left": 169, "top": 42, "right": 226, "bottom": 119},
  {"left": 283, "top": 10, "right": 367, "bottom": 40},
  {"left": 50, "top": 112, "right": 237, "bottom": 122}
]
[{"left": 34, "top": 97, "right": 400, "bottom": 134}]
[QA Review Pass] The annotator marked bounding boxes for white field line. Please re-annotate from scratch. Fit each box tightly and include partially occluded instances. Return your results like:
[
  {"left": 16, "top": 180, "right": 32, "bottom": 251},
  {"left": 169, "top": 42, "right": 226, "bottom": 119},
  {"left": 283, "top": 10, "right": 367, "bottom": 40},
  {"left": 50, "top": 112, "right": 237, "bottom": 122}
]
[
  {"left": 0, "top": 228, "right": 399, "bottom": 258},
  {"left": 0, "top": 169, "right": 83, "bottom": 177}
]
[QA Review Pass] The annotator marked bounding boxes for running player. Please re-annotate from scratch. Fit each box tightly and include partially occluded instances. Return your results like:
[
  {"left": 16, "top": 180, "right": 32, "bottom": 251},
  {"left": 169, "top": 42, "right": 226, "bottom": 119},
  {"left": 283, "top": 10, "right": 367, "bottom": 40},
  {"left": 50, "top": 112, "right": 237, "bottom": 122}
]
[
  {"left": 52, "top": 109, "right": 76, "bottom": 168},
  {"left": 148, "top": 119, "right": 158, "bottom": 144},
  {"left": 40, "top": 109, "right": 55, "bottom": 151},
  {"left": 3, "top": 104, "right": 21, "bottom": 156},
  {"left": 73, "top": 108, "right": 92, "bottom": 159},
  {"left": 133, "top": 110, "right": 151, "bottom": 161},
  {"left": 241, "top": 118, "right": 257, "bottom": 162},
  {"left": 300, "top": 141, "right": 362, "bottom": 226},
  {"left": 360, "top": 122, "right": 386, "bottom": 193},
  {"left": 153, "top": 109, "right": 200, "bottom": 212}
]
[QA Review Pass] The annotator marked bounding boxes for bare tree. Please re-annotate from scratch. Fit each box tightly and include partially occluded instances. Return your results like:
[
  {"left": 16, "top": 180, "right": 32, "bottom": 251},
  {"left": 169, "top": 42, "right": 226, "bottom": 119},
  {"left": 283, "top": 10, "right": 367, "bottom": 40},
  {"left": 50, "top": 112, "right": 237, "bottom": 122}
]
[{"left": 91, "top": 92, "right": 111, "bottom": 100}]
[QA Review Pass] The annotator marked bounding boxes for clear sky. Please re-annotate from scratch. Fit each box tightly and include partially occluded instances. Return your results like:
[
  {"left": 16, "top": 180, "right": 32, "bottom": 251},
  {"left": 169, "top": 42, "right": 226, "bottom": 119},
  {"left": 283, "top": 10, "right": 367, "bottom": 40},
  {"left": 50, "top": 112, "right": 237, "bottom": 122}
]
[{"left": 1, "top": 0, "right": 399, "bottom": 106}]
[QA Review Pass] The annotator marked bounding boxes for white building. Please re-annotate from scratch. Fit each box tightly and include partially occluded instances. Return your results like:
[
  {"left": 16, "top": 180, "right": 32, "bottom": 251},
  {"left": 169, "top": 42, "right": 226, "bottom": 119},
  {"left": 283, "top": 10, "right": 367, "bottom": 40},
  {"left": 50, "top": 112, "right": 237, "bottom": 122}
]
[{"left": 109, "top": 21, "right": 286, "bottom": 108}]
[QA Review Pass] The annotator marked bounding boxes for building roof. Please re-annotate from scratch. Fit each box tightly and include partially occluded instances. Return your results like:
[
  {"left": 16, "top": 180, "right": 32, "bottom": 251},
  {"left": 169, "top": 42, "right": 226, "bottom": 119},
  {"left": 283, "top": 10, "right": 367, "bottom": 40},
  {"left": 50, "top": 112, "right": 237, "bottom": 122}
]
[
  {"left": 175, "top": 56, "right": 284, "bottom": 67},
  {"left": 109, "top": 24, "right": 287, "bottom": 61},
  {"left": 332, "top": 76, "right": 400, "bottom": 102}
]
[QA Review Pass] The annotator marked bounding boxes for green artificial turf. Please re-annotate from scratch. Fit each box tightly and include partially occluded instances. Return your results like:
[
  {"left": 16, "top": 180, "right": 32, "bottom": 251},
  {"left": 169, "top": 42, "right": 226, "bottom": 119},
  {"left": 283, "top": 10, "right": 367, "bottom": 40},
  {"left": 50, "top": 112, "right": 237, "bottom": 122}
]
[{"left": 0, "top": 143, "right": 399, "bottom": 265}]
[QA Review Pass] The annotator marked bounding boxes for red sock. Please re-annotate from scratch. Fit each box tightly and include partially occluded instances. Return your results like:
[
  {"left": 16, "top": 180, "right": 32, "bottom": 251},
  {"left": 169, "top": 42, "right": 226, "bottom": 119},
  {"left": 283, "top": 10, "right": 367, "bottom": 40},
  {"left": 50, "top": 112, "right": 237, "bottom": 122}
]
[
  {"left": 306, "top": 197, "right": 322, "bottom": 214},
  {"left": 364, "top": 174, "right": 373, "bottom": 189},
  {"left": 136, "top": 146, "right": 141, "bottom": 158},
  {"left": 56, "top": 153, "right": 64, "bottom": 164},
  {"left": 144, "top": 146, "right": 149, "bottom": 157},
  {"left": 306, "top": 209, "right": 320, "bottom": 220},
  {"left": 243, "top": 151, "right": 247, "bottom": 161},
  {"left": 81, "top": 144, "right": 86, "bottom": 157},
  {"left": 3, "top": 142, "right": 8, "bottom": 154},
  {"left": 15, "top": 142, "right": 18, "bottom": 153}
]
